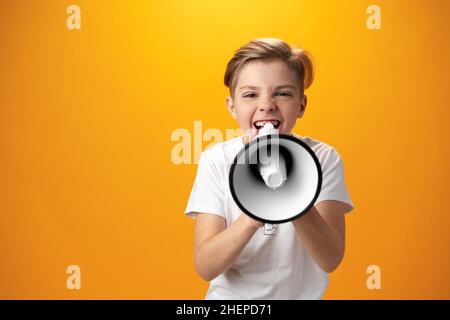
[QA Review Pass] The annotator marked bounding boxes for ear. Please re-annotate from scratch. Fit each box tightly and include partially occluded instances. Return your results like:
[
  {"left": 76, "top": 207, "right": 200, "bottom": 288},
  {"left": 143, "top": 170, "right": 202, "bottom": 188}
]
[
  {"left": 297, "top": 95, "right": 307, "bottom": 119},
  {"left": 226, "top": 96, "right": 237, "bottom": 119}
]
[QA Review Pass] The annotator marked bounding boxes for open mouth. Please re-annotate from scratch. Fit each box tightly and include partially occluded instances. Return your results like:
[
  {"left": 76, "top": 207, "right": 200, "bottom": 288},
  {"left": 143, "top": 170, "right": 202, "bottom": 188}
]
[{"left": 253, "top": 119, "right": 281, "bottom": 130}]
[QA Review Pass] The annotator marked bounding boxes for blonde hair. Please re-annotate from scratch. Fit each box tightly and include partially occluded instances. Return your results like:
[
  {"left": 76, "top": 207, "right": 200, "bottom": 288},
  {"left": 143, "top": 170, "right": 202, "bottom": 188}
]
[{"left": 224, "top": 38, "right": 314, "bottom": 97}]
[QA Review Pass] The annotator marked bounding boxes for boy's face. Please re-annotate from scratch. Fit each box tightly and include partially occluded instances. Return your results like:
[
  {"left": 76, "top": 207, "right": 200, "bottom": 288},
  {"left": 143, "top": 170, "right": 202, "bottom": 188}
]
[{"left": 226, "top": 58, "right": 307, "bottom": 136}]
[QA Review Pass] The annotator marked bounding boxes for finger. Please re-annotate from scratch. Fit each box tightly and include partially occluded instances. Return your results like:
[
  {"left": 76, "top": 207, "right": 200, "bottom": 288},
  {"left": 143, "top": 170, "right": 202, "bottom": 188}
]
[
  {"left": 244, "top": 128, "right": 258, "bottom": 145},
  {"left": 250, "top": 128, "right": 259, "bottom": 141}
]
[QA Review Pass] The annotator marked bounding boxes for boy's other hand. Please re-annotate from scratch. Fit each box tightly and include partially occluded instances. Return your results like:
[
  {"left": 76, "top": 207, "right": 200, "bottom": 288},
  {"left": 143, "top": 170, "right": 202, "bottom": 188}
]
[
  {"left": 241, "top": 128, "right": 263, "bottom": 230},
  {"left": 243, "top": 128, "right": 259, "bottom": 145},
  {"left": 241, "top": 213, "right": 264, "bottom": 229}
]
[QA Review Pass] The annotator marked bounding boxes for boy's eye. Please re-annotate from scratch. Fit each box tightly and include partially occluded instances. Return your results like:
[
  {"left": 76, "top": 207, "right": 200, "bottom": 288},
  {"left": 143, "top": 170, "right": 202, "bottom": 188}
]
[
  {"left": 243, "top": 92, "right": 292, "bottom": 98},
  {"left": 276, "top": 91, "right": 292, "bottom": 97}
]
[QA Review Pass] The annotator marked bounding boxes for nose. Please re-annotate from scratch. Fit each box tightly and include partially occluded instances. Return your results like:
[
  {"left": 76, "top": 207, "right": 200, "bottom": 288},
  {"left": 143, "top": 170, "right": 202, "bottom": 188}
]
[{"left": 258, "top": 97, "right": 277, "bottom": 112}]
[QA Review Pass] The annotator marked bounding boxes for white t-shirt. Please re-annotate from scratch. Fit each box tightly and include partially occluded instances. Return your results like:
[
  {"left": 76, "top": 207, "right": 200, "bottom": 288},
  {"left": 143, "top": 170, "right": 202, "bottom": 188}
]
[{"left": 184, "top": 133, "right": 354, "bottom": 300}]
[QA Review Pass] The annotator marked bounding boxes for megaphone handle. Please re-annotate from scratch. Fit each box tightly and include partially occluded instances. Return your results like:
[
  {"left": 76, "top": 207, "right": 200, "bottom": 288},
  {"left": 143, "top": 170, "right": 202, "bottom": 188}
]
[{"left": 264, "top": 223, "right": 277, "bottom": 236}]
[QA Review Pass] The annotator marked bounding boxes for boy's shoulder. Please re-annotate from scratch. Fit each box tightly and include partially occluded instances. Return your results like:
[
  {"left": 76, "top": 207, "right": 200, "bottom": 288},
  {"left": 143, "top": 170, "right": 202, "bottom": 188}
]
[
  {"left": 293, "top": 134, "right": 337, "bottom": 155},
  {"left": 199, "top": 136, "right": 243, "bottom": 166},
  {"left": 202, "top": 136, "right": 243, "bottom": 155}
]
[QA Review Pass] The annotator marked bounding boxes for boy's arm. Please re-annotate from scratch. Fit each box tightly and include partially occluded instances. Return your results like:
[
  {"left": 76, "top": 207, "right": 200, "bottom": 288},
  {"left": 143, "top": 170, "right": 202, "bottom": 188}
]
[
  {"left": 291, "top": 200, "right": 348, "bottom": 273},
  {"left": 193, "top": 212, "right": 262, "bottom": 281}
]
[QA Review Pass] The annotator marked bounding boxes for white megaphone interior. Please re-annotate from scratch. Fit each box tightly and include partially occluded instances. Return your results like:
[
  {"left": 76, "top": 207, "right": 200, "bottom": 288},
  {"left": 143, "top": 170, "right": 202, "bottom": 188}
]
[{"left": 232, "top": 136, "right": 319, "bottom": 222}]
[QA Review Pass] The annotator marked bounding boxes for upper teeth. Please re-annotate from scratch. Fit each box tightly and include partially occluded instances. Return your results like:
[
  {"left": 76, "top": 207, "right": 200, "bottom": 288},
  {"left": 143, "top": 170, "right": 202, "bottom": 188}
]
[{"left": 254, "top": 120, "right": 280, "bottom": 128}]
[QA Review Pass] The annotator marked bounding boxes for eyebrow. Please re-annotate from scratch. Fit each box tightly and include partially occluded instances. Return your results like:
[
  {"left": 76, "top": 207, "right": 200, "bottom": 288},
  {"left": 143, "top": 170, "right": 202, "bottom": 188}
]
[{"left": 239, "top": 84, "right": 297, "bottom": 91}]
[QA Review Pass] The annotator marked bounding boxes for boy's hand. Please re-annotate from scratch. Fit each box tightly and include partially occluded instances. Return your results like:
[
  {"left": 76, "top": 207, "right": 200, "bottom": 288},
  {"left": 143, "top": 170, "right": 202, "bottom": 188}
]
[
  {"left": 241, "top": 128, "right": 263, "bottom": 229},
  {"left": 243, "top": 128, "right": 259, "bottom": 145},
  {"left": 242, "top": 213, "right": 264, "bottom": 229}
]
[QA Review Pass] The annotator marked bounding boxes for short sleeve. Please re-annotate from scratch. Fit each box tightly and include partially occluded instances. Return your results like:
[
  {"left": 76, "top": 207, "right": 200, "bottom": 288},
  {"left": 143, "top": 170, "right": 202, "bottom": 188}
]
[
  {"left": 184, "top": 150, "right": 226, "bottom": 220},
  {"left": 315, "top": 148, "right": 354, "bottom": 213}
]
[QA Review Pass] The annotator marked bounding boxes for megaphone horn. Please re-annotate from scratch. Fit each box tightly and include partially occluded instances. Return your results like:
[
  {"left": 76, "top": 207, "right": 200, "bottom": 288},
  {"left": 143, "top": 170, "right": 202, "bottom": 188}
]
[{"left": 229, "top": 124, "right": 322, "bottom": 233}]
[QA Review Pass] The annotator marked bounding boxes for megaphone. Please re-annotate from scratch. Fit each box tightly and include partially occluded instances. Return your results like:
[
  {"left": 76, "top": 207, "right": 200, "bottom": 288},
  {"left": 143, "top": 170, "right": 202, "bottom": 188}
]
[{"left": 229, "top": 124, "right": 322, "bottom": 235}]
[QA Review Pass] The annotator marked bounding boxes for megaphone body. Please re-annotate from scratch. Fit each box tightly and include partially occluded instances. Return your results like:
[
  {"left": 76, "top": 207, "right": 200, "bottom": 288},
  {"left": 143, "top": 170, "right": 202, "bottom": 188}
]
[{"left": 229, "top": 124, "right": 322, "bottom": 234}]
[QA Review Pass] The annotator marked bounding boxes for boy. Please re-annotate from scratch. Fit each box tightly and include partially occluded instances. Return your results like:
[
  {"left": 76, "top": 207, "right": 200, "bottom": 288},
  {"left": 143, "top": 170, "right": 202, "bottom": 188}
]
[{"left": 185, "top": 38, "right": 354, "bottom": 299}]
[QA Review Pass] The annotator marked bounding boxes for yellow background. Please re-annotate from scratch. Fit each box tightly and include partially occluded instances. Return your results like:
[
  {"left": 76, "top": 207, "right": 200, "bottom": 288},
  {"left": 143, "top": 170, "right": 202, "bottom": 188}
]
[{"left": 1, "top": 0, "right": 449, "bottom": 299}]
